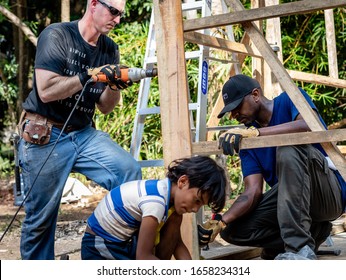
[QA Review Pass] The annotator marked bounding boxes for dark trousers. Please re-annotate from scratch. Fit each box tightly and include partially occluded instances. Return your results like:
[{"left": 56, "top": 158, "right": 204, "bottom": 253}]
[
  {"left": 81, "top": 233, "right": 137, "bottom": 260},
  {"left": 221, "top": 145, "right": 343, "bottom": 253}
]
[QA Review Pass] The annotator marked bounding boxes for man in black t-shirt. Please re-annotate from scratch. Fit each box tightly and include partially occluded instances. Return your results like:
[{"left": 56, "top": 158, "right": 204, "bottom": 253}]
[{"left": 18, "top": 0, "right": 142, "bottom": 260}]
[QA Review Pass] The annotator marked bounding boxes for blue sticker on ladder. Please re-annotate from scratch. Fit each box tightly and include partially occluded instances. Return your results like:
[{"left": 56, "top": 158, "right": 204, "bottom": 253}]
[{"left": 201, "top": 60, "right": 208, "bottom": 95}]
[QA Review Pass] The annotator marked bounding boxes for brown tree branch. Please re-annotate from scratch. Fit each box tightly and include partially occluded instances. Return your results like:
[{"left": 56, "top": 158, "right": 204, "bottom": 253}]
[{"left": 0, "top": 4, "right": 37, "bottom": 46}]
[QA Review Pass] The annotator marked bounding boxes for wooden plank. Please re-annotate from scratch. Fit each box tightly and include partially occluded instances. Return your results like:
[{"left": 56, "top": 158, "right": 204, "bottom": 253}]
[
  {"left": 264, "top": 0, "right": 283, "bottom": 97},
  {"left": 184, "top": 0, "right": 346, "bottom": 32},
  {"left": 338, "top": 146, "right": 346, "bottom": 155},
  {"left": 251, "top": 0, "right": 265, "bottom": 89},
  {"left": 332, "top": 223, "right": 345, "bottom": 235},
  {"left": 325, "top": 9, "right": 338, "bottom": 78},
  {"left": 287, "top": 70, "right": 346, "bottom": 89},
  {"left": 184, "top": 31, "right": 262, "bottom": 58},
  {"left": 225, "top": 0, "right": 346, "bottom": 179},
  {"left": 192, "top": 129, "right": 346, "bottom": 156},
  {"left": 153, "top": 0, "right": 198, "bottom": 260},
  {"left": 201, "top": 245, "right": 261, "bottom": 260},
  {"left": 214, "top": 247, "right": 261, "bottom": 260},
  {"left": 153, "top": 0, "right": 192, "bottom": 164},
  {"left": 332, "top": 215, "right": 346, "bottom": 235}
]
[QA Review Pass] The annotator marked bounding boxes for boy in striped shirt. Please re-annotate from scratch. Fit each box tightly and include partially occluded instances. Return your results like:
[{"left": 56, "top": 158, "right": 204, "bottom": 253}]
[{"left": 81, "top": 155, "right": 228, "bottom": 260}]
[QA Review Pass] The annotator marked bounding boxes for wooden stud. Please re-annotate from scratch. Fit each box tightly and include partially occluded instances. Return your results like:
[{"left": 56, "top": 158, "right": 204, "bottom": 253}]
[
  {"left": 324, "top": 9, "right": 338, "bottom": 78},
  {"left": 264, "top": 0, "right": 283, "bottom": 97},
  {"left": 251, "top": 0, "right": 265, "bottom": 89},
  {"left": 153, "top": 0, "right": 199, "bottom": 260}
]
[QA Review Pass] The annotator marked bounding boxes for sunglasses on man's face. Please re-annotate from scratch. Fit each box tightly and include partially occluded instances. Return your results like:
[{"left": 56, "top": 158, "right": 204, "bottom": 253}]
[{"left": 97, "top": 0, "right": 124, "bottom": 18}]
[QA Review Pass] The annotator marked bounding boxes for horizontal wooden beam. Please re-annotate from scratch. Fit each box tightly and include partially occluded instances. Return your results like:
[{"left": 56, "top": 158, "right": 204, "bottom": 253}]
[
  {"left": 192, "top": 129, "right": 346, "bottom": 155},
  {"left": 184, "top": 0, "right": 346, "bottom": 32},
  {"left": 184, "top": 31, "right": 262, "bottom": 58},
  {"left": 288, "top": 70, "right": 346, "bottom": 89},
  {"left": 201, "top": 245, "right": 261, "bottom": 260}
]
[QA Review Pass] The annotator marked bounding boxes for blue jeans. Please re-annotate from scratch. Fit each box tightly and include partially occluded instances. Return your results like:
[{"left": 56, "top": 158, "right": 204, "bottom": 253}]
[{"left": 18, "top": 126, "right": 142, "bottom": 259}]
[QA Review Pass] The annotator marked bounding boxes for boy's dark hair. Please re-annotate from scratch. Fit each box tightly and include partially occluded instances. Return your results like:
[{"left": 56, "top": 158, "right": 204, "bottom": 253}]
[{"left": 166, "top": 155, "right": 227, "bottom": 213}]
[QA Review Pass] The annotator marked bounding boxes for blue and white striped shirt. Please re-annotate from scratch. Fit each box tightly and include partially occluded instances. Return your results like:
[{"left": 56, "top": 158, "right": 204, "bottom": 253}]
[{"left": 87, "top": 178, "right": 171, "bottom": 243}]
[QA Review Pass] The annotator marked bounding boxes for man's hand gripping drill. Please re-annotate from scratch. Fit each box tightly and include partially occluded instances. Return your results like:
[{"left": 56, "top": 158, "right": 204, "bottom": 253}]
[{"left": 78, "top": 64, "right": 158, "bottom": 90}]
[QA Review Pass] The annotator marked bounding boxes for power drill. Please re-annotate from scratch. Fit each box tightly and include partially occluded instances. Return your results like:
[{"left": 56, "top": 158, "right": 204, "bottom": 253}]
[{"left": 91, "top": 67, "right": 158, "bottom": 83}]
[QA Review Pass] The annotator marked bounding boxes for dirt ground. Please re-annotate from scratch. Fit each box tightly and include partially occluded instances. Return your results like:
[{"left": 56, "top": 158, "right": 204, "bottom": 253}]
[
  {"left": 2, "top": 177, "right": 346, "bottom": 261},
  {"left": 0, "top": 177, "right": 105, "bottom": 260}
]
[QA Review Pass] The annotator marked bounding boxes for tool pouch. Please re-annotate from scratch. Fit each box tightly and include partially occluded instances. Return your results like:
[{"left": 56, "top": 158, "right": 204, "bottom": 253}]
[{"left": 20, "top": 113, "right": 52, "bottom": 145}]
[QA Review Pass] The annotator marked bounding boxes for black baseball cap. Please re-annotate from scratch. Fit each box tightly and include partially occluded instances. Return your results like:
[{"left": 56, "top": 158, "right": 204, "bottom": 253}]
[{"left": 217, "top": 74, "right": 260, "bottom": 118}]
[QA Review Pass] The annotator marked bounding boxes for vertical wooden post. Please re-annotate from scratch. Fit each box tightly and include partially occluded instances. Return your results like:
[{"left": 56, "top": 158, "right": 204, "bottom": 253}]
[
  {"left": 264, "top": 0, "right": 283, "bottom": 97},
  {"left": 153, "top": 0, "right": 199, "bottom": 259},
  {"left": 251, "top": 0, "right": 265, "bottom": 88},
  {"left": 324, "top": 9, "right": 338, "bottom": 78}
]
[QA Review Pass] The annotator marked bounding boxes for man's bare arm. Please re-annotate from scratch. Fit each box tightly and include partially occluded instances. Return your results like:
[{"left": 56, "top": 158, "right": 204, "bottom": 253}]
[
  {"left": 222, "top": 173, "right": 264, "bottom": 224},
  {"left": 35, "top": 69, "right": 84, "bottom": 103},
  {"left": 97, "top": 87, "right": 121, "bottom": 114}
]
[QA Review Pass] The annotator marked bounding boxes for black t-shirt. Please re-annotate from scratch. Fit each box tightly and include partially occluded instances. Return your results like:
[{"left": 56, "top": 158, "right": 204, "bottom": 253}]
[{"left": 23, "top": 20, "right": 119, "bottom": 128}]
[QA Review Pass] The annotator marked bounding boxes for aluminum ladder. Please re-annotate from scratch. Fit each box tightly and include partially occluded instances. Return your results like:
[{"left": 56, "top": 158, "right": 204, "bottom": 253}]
[{"left": 130, "top": 0, "right": 240, "bottom": 168}]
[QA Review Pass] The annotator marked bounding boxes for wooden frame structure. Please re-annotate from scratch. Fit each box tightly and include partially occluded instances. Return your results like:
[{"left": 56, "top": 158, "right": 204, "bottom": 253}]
[{"left": 152, "top": 0, "right": 346, "bottom": 259}]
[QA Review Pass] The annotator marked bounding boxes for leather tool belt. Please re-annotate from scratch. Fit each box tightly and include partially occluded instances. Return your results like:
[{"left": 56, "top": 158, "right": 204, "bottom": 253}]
[{"left": 18, "top": 110, "right": 79, "bottom": 145}]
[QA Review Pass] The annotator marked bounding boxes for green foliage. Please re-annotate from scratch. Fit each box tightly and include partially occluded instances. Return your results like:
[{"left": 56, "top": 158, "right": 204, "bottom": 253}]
[
  {"left": 26, "top": 20, "right": 39, "bottom": 37},
  {"left": 0, "top": 0, "right": 10, "bottom": 22},
  {"left": 280, "top": 7, "right": 346, "bottom": 125},
  {"left": 0, "top": 57, "right": 18, "bottom": 105},
  {"left": 0, "top": 144, "right": 13, "bottom": 178},
  {"left": 0, "top": 56, "right": 17, "bottom": 178},
  {"left": 125, "top": 0, "right": 152, "bottom": 20}
]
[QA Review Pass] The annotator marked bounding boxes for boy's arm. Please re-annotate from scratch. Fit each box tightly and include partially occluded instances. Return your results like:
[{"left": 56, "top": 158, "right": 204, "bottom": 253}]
[
  {"left": 173, "top": 234, "right": 192, "bottom": 260},
  {"left": 136, "top": 216, "right": 160, "bottom": 260}
]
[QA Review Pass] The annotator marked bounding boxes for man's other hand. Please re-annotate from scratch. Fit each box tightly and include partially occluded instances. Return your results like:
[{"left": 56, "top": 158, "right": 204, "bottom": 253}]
[{"left": 197, "top": 220, "right": 224, "bottom": 246}]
